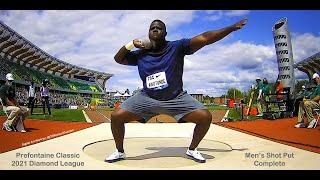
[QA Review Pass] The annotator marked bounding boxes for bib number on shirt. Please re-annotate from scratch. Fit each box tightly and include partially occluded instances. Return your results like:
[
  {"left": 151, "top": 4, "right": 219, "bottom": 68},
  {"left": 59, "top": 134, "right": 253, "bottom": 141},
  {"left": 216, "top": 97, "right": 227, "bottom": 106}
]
[{"left": 146, "top": 72, "right": 168, "bottom": 90}]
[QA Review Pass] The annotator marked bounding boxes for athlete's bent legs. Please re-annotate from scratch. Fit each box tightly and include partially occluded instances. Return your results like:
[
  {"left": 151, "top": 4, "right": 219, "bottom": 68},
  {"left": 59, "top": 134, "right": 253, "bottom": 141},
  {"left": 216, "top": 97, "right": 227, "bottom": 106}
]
[
  {"left": 110, "top": 109, "right": 142, "bottom": 152},
  {"left": 180, "top": 109, "right": 212, "bottom": 150}
]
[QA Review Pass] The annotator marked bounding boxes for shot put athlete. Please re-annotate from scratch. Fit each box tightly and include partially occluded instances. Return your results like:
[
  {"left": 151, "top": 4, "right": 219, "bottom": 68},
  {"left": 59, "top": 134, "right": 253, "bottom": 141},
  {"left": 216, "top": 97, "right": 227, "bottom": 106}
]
[{"left": 106, "top": 18, "right": 247, "bottom": 163}]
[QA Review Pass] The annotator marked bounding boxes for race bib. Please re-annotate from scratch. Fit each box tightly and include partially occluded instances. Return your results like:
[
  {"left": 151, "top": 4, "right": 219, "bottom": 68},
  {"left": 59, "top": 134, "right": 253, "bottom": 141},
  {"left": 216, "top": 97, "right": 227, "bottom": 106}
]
[{"left": 146, "top": 72, "right": 168, "bottom": 90}]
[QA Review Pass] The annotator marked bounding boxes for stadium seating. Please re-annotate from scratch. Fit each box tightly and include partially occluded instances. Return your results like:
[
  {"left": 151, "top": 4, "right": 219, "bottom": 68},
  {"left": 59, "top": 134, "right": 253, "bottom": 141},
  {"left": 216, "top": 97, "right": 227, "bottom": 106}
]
[{"left": 0, "top": 57, "right": 102, "bottom": 92}]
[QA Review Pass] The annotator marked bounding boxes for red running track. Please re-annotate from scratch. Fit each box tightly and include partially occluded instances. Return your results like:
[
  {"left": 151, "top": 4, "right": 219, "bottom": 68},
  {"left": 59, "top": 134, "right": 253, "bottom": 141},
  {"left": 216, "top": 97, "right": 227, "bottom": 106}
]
[
  {"left": 0, "top": 117, "right": 97, "bottom": 153},
  {"left": 217, "top": 118, "right": 320, "bottom": 154}
]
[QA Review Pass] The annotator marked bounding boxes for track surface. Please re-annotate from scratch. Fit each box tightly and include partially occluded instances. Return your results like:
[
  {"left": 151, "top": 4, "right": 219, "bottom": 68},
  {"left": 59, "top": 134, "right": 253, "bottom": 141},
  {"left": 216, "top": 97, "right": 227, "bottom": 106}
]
[
  {"left": 0, "top": 117, "right": 96, "bottom": 153},
  {"left": 2, "top": 110, "right": 318, "bottom": 155},
  {"left": 218, "top": 118, "right": 320, "bottom": 154}
]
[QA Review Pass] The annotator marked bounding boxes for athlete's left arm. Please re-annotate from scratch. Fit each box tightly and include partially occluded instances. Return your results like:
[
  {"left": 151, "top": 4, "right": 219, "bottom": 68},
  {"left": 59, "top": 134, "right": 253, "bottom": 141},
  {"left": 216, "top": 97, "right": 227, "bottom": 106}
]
[{"left": 189, "top": 18, "right": 248, "bottom": 53}]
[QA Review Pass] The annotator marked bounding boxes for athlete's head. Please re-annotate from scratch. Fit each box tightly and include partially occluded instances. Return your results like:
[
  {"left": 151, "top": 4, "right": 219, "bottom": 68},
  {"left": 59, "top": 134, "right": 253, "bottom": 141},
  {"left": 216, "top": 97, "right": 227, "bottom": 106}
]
[{"left": 149, "top": 19, "right": 167, "bottom": 42}]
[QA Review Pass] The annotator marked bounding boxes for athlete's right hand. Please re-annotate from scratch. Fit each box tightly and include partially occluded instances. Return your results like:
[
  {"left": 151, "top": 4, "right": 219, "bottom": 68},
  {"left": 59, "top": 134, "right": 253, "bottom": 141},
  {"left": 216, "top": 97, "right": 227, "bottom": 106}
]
[
  {"left": 133, "top": 39, "right": 143, "bottom": 49},
  {"left": 133, "top": 39, "right": 151, "bottom": 49}
]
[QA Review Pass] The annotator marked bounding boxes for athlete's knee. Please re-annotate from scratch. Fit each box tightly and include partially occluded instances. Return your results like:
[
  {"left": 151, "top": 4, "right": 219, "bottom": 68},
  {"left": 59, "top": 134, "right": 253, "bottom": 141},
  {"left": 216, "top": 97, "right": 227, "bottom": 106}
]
[
  {"left": 111, "top": 111, "right": 124, "bottom": 124},
  {"left": 196, "top": 110, "right": 212, "bottom": 125},
  {"left": 111, "top": 110, "right": 134, "bottom": 124},
  {"left": 203, "top": 110, "right": 212, "bottom": 124}
]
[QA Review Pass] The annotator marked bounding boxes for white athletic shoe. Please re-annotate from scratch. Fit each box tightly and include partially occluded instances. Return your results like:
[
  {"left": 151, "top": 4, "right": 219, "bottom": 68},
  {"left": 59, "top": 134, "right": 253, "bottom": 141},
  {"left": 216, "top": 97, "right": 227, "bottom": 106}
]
[
  {"left": 105, "top": 150, "right": 126, "bottom": 163},
  {"left": 294, "top": 123, "right": 305, "bottom": 128},
  {"left": 2, "top": 123, "right": 13, "bottom": 132},
  {"left": 307, "top": 119, "right": 318, "bottom": 129},
  {"left": 186, "top": 149, "right": 206, "bottom": 163}
]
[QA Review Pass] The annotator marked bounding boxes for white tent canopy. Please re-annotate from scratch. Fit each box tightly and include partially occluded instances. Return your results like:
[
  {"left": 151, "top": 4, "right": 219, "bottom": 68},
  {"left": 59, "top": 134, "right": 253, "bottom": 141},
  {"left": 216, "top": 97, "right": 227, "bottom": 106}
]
[
  {"left": 123, "top": 92, "right": 131, "bottom": 97},
  {"left": 114, "top": 92, "right": 123, "bottom": 97}
]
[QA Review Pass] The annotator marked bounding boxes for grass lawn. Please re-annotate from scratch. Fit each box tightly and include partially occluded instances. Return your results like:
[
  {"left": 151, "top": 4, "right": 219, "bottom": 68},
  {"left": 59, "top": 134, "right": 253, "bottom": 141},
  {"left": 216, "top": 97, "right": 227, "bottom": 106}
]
[
  {"left": 206, "top": 105, "right": 229, "bottom": 111},
  {"left": 227, "top": 108, "right": 262, "bottom": 121},
  {"left": 1, "top": 108, "right": 86, "bottom": 122},
  {"left": 228, "top": 108, "right": 243, "bottom": 121}
]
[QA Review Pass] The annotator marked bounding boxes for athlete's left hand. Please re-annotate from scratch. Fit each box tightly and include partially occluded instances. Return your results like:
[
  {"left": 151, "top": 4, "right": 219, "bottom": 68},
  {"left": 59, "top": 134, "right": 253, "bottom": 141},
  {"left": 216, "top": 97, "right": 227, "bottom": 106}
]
[{"left": 232, "top": 18, "right": 248, "bottom": 31}]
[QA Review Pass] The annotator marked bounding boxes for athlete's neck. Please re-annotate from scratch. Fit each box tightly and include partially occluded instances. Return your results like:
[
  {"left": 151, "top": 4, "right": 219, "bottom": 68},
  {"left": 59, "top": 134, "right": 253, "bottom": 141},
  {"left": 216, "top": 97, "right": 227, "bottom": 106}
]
[{"left": 151, "top": 40, "right": 167, "bottom": 52}]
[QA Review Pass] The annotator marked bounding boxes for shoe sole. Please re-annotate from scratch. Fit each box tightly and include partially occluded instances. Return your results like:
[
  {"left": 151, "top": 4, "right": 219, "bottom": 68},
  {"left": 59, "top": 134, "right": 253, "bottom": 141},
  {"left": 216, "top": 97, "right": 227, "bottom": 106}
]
[
  {"left": 186, "top": 154, "right": 206, "bottom": 163},
  {"left": 104, "top": 158, "right": 125, "bottom": 163}
]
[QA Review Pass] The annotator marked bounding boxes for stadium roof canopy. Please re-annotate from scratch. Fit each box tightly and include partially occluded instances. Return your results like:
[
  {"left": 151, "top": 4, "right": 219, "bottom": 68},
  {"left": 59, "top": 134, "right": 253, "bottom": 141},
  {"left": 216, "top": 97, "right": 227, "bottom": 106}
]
[
  {"left": 294, "top": 52, "right": 320, "bottom": 80},
  {"left": 0, "top": 20, "right": 113, "bottom": 83}
]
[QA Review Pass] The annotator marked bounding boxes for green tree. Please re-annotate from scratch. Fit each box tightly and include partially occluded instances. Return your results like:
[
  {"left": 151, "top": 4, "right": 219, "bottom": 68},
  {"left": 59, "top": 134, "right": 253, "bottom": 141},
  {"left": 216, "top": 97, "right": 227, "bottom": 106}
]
[
  {"left": 244, "top": 87, "right": 256, "bottom": 104},
  {"left": 226, "top": 88, "right": 244, "bottom": 99}
]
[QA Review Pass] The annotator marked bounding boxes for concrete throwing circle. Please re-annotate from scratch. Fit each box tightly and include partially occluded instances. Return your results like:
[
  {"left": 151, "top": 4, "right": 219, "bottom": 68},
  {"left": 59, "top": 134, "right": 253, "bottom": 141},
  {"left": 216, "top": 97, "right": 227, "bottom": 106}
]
[{"left": 83, "top": 137, "right": 233, "bottom": 168}]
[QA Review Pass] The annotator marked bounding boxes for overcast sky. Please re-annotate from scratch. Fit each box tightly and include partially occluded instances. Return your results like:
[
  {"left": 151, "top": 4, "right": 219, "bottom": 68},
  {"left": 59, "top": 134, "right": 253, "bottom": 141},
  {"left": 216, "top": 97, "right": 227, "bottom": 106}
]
[{"left": 1, "top": 10, "right": 320, "bottom": 97}]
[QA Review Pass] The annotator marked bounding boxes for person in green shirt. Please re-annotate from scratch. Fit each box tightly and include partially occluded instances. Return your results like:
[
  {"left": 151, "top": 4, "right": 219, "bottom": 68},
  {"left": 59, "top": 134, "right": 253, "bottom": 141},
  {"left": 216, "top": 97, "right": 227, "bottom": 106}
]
[
  {"left": 295, "top": 73, "right": 320, "bottom": 128},
  {"left": 295, "top": 85, "right": 306, "bottom": 99},
  {"left": 257, "top": 78, "right": 271, "bottom": 116},
  {"left": 0, "top": 73, "right": 29, "bottom": 132}
]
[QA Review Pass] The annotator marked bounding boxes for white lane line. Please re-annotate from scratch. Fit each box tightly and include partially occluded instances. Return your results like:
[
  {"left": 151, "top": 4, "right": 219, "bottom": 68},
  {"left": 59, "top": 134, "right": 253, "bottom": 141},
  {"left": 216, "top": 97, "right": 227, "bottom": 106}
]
[
  {"left": 82, "top": 110, "right": 92, "bottom": 123},
  {"left": 221, "top": 110, "right": 230, "bottom": 122},
  {"left": 96, "top": 110, "right": 111, "bottom": 122}
]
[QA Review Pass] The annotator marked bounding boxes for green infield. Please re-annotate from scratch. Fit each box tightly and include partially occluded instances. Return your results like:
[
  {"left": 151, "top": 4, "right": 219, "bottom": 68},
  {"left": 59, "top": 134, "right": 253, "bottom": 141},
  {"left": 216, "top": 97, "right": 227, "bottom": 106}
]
[
  {"left": 206, "top": 105, "right": 229, "bottom": 111},
  {"left": 227, "top": 108, "right": 261, "bottom": 121},
  {"left": 1, "top": 108, "right": 86, "bottom": 122},
  {"left": 228, "top": 108, "right": 243, "bottom": 121}
]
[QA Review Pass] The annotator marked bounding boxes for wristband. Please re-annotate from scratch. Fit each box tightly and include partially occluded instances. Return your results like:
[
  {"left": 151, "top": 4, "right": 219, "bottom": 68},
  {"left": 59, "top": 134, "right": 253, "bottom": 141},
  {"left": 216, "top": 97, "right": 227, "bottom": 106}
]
[{"left": 125, "top": 41, "right": 135, "bottom": 51}]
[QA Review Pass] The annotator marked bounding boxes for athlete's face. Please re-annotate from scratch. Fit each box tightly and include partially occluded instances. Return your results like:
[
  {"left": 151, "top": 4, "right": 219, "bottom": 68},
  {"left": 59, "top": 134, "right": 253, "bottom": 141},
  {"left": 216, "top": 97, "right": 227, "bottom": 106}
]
[{"left": 148, "top": 21, "right": 167, "bottom": 42}]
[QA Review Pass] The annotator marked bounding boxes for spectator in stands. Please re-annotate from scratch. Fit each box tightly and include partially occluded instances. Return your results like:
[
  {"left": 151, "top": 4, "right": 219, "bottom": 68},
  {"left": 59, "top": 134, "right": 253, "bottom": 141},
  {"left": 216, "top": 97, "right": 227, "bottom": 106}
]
[
  {"left": 295, "top": 73, "right": 320, "bottom": 128},
  {"left": 28, "top": 80, "right": 36, "bottom": 115},
  {"left": 40, "top": 79, "right": 51, "bottom": 115},
  {"left": 0, "top": 73, "right": 29, "bottom": 132}
]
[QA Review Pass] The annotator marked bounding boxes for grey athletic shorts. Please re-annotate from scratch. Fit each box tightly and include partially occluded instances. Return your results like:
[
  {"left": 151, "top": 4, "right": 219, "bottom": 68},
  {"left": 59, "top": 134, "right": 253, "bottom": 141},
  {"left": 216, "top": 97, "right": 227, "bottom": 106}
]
[{"left": 120, "top": 90, "right": 206, "bottom": 123}]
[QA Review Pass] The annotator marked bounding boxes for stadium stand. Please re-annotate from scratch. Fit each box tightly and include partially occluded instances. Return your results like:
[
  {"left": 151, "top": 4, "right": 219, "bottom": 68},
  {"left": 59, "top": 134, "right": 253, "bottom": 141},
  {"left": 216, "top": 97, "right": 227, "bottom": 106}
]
[
  {"left": 0, "top": 20, "right": 112, "bottom": 108},
  {"left": 0, "top": 57, "right": 102, "bottom": 92}
]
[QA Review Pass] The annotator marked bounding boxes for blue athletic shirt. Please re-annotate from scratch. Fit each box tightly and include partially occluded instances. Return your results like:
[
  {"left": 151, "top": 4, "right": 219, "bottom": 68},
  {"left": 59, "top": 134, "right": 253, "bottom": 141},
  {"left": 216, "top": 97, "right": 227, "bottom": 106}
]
[{"left": 125, "top": 38, "right": 193, "bottom": 100}]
